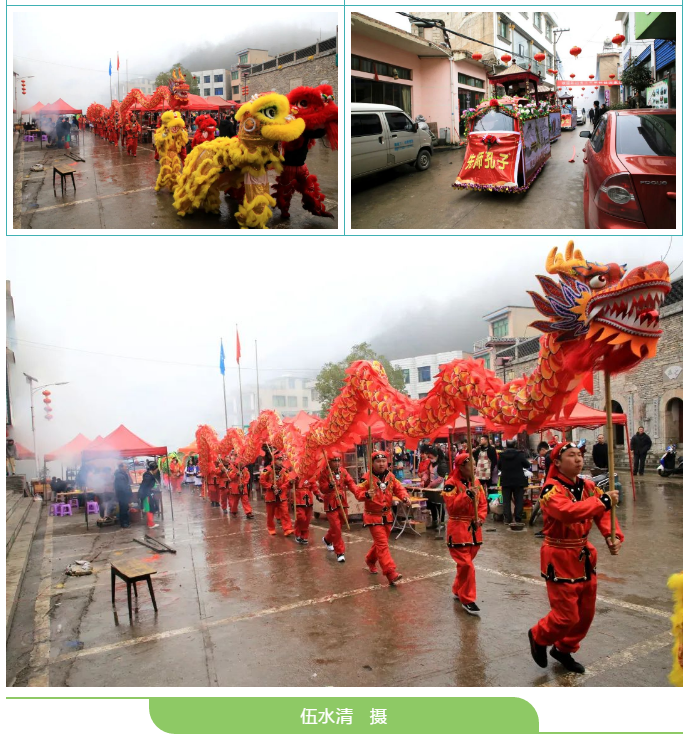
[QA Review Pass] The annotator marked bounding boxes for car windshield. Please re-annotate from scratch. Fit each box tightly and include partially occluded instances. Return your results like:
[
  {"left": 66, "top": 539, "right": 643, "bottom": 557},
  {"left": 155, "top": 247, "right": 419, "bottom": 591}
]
[
  {"left": 473, "top": 110, "right": 515, "bottom": 132},
  {"left": 615, "top": 114, "right": 676, "bottom": 156}
]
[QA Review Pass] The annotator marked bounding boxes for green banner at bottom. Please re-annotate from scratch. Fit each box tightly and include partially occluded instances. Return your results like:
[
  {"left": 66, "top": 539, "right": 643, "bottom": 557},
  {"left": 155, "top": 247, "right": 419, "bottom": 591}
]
[{"left": 149, "top": 697, "right": 538, "bottom": 734}]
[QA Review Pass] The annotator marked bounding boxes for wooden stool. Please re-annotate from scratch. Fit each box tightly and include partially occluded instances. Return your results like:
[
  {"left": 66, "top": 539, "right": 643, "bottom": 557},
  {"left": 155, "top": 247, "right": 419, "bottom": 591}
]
[
  {"left": 111, "top": 560, "right": 158, "bottom": 623},
  {"left": 53, "top": 162, "right": 76, "bottom": 196}
]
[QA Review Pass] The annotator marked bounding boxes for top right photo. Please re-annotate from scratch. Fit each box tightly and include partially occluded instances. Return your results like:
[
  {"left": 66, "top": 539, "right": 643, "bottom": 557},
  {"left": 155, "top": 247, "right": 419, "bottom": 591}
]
[{"left": 350, "top": 8, "right": 677, "bottom": 231}]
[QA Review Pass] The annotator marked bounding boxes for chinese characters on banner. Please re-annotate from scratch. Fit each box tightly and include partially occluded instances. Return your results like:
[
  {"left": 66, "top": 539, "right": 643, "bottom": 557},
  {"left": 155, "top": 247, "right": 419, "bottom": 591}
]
[
  {"left": 455, "top": 132, "right": 521, "bottom": 189},
  {"left": 300, "top": 708, "right": 387, "bottom": 726}
]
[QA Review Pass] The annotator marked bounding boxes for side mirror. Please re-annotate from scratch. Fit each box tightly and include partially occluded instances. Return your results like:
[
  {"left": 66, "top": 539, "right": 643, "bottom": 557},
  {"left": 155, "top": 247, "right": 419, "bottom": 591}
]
[
  {"left": 579, "top": 130, "right": 591, "bottom": 138},
  {"left": 412, "top": 122, "right": 419, "bottom": 133}
]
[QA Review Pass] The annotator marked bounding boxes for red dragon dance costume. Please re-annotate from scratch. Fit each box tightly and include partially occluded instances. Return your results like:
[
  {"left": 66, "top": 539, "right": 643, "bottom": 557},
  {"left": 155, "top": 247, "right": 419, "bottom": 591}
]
[
  {"left": 316, "top": 451, "right": 355, "bottom": 557},
  {"left": 294, "top": 477, "right": 316, "bottom": 543},
  {"left": 227, "top": 461, "right": 253, "bottom": 518},
  {"left": 273, "top": 84, "right": 338, "bottom": 219},
  {"left": 125, "top": 117, "right": 141, "bottom": 157},
  {"left": 259, "top": 457, "right": 294, "bottom": 537}
]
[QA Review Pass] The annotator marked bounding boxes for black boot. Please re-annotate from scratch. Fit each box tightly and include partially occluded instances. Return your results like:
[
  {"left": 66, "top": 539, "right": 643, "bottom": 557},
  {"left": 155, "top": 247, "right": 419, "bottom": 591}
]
[
  {"left": 550, "top": 646, "right": 585, "bottom": 673},
  {"left": 528, "top": 629, "right": 548, "bottom": 668}
]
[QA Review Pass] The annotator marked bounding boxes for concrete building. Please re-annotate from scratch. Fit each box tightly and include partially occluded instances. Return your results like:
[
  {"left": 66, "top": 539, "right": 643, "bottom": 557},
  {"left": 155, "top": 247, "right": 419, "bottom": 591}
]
[
  {"left": 247, "top": 35, "right": 338, "bottom": 100},
  {"left": 191, "top": 69, "right": 233, "bottom": 99},
  {"left": 121, "top": 76, "right": 157, "bottom": 98},
  {"left": 352, "top": 13, "right": 487, "bottom": 144},
  {"left": 472, "top": 305, "right": 540, "bottom": 372},
  {"left": 494, "top": 276, "right": 683, "bottom": 459},
  {"left": 409, "top": 10, "right": 559, "bottom": 98},
  {"left": 391, "top": 350, "right": 472, "bottom": 400},
  {"left": 595, "top": 52, "right": 622, "bottom": 106}
]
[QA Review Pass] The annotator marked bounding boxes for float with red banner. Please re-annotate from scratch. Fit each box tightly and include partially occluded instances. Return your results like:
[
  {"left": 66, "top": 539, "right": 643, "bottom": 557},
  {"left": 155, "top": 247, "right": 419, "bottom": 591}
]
[{"left": 454, "top": 96, "right": 551, "bottom": 193}]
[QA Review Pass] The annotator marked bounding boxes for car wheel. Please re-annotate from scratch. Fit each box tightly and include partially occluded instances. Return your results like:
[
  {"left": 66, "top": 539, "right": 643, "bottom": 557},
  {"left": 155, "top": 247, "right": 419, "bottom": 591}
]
[{"left": 415, "top": 150, "right": 431, "bottom": 171}]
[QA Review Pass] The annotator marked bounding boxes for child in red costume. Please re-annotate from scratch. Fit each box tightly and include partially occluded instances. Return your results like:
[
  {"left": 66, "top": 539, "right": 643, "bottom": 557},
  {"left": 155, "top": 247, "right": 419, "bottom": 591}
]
[
  {"left": 353, "top": 450, "right": 411, "bottom": 585},
  {"left": 294, "top": 477, "right": 316, "bottom": 544},
  {"left": 315, "top": 451, "right": 356, "bottom": 562},
  {"left": 529, "top": 442, "right": 623, "bottom": 674},
  {"left": 259, "top": 451, "right": 294, "bottom": 537},
  {"left": 191, "top": 114, "right": 218, "bottom": 148},
  {"left": 442, "top": 452, "right": 488, "bottom": 615},
  {"left": 125, "top": 115, "right": 141, "bottom": 157},
  {"left": 273, "top": 85, "right": 338, "bottom": 219},
  {"left": 226, "top": 451, "right": 254, "bottom": 519}
]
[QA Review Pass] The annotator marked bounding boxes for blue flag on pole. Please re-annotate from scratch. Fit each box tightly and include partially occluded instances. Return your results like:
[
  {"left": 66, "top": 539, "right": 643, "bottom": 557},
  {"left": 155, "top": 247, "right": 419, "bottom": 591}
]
[
  {"left": 220, "top": 339, "right": 226, "bottom": 375},
  {"left": 109, "top": 59, "right": 112, "bottom": 76}
]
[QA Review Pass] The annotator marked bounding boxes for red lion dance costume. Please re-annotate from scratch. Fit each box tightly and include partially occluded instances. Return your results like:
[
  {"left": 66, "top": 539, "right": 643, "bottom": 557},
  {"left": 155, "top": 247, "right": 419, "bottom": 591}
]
[
  {"left": 191, "top": 115, "right": 217, "bottom": 148},
  {"left": 273, "top": 84, "right": 338, "bottom": 219}
]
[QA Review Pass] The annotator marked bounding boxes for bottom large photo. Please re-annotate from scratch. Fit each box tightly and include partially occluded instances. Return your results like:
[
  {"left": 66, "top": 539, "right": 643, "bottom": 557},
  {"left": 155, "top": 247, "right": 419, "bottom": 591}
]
[{"left": 5, "top": 236, "right": 683, "bottom": 688}]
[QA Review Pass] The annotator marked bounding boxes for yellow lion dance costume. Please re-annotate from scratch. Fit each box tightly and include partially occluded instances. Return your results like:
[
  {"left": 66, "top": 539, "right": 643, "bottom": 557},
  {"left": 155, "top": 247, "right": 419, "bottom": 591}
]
[
  {"left": 172, "top": 93, "right": 305, "bottom": 229},
  {"left": 668, "top": 572, "right": 683, "bottom": 686},
  {"left": 154, "top": 110, "right": 188, "bottom": 193}
]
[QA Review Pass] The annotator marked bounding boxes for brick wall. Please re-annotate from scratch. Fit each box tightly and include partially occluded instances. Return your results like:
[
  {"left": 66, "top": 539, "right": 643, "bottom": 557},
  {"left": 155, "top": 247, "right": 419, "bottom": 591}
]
[{"left": 247, "top": 50, "right": 338, "bottom": 100}]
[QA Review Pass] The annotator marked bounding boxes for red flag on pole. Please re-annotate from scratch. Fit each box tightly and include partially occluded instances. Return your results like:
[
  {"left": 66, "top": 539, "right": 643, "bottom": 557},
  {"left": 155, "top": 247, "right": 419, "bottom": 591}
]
[
  {"left": 117, "top": 53, "right": 120, "bottom": 71},
  {"left": 236, "top": 326, "right": 241, "bottom": 364}
]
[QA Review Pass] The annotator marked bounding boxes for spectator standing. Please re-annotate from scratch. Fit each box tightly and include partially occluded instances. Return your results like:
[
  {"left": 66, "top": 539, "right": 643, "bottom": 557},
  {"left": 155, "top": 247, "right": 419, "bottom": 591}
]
[
  {"left": 473, "top": 437, "right": 498, "bottom": 492},
  {"left": 6, "top": 438, "right": 18, "bottom": 475},
  {"left": 497, "top": 440, "right": 531, "bottom": 524},
  {"left": 631, "top": 426, "right": 652, "bottom": 476},
  {"left": 114, "top": 462, "right": 133, "bottom": 528},
  {"left": 592, "top": 434, "right": 608, "bottom": 470},
  {"left": 592, "top": 101, "right": 602, "bottom": 126}
]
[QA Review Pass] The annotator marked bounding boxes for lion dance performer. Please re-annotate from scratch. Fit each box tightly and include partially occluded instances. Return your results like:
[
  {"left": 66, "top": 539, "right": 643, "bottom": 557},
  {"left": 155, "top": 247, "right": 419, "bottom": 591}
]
[
  {"left": 227, "top": 451, "right": 254, "bottom": 519},
  {"left": 442, "top": 452, "right": 488, "bottom": 615},
  {"left": 353, "top": 450, "right": 411, "bottom": 585},
  {"left": 273, "top": 84, "right": 338, "bottom": 219},
  {"left": 154, "top": 110, "right": 188, "bottom": 193},
  {"left": 316, "top": 450, "right": 355, "bottom": 562},
  {"left": 191, "top": 114, "right": 218, "bottom": 148},
  {"left": 528, "top": 442, "right": 623, "bottom": 674},
  {"left": 668, "top": 572, "right": 683, "bottom": 686},
  {"left": 259, "top": 451, "right": 294, "bottom": 537},
  {"left": 172, "top": 92, "right": 305, "bottom": 228}
]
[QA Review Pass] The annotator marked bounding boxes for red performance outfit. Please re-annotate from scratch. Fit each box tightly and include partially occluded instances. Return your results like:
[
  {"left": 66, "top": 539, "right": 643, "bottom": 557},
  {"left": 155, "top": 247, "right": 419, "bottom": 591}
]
[
  {"left": 442, "top": 469, "right": 488, "bottom": 605},
  {"left": 353, "top": 458, "right": 410, "bottom": 584},
  {"left": 259, "top": 462, "right": 294, "bottom": 536},
  {"left": 530, "top": 468, "right": 623, "bottom": 657},
  {"left": 207, "top": 462, "right": 222, "bottom": 506},
  {"left": 167, "top": 457, "right": 183, "bottom": 492},
  {"left": 294, "top": 477, "right": 316, "bottom": 543},
  {"left": 125, "top": 118, "right": 141, "bottom": 157},
  {"left": 316, "top": 459, "right": 355, "bottom": 556},
  {"left": 273, "top": 85, "right": 338, "bottom": 219},
  {"left": 191, "top": 114, "right": 218, "bottom": 148},
  {"left": 227, "top": 463, "right": 253, "bottom": 518}
]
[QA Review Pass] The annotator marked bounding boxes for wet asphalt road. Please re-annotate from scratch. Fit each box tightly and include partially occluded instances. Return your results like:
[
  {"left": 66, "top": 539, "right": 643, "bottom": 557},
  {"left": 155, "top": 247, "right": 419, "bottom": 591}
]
[
  {"left": 6, "top": 470, "right": 681, "bottom": 688},
  {"left": 13, "top": 131, "right": 338, "bottom": 230},
  {"left": 351, "top": 127, "right": 587, "bottom": 230}
]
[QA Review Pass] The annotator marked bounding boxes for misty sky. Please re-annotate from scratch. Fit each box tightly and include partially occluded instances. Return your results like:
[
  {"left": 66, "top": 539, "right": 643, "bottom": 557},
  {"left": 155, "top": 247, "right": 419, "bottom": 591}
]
[
  {"left": 354, "top": 6, "right": 626, "bottom": 107},
  {"left": 12, "top": 7, "right": 338, "bottom": 114},
  {"left": 6, "top": 237, "right": 681, "bottom": 466}
]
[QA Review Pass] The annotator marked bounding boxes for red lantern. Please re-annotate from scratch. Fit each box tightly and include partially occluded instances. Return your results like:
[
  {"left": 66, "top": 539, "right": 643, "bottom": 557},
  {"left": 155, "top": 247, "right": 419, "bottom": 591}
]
[
  {"left": 42, "top": 390, "right": 51, "bottom": 396},
  {"left": 471, "top": 52, "right": 483, "bottom": 61},
  {"left": 500, "top": 54, "right": 512, "bottom": 64},
  {"left": 570, "top": 73, "right": 576, "bottom": 79},
  {"left": 44, "top": 405, "right": 52, "bottom": 412},
  {"left": 595, "top": 86, "right": 599, "bottom": 90},
  {"left": 547, "top": 68, "right": 557, "bottom": 75},
  {"left": 45, "top": 414, "right": 53, "bottom": 421},
  {"left": 609, "top": 73, "right": 616, "bottom": 79},
  {"left": 581, "top": 87, "right": 585, "bottom": 91},
  {"left": 612, "top": 34, "right": 625, "bottom": 47},
  {"left": 43, "top": 397, "right": 52, "bottom": 404},
  {"left": 568, "top": 87, "right": 573, "bottom": 91},
  {"left": 570, "top": 46, "right": 582, "bottom": 59},
  {"left": 533, "top": 52, "right": 546, "bottom": 63},
  {"left": 589, "top": 74, "right": 595, "bottom": 79}
]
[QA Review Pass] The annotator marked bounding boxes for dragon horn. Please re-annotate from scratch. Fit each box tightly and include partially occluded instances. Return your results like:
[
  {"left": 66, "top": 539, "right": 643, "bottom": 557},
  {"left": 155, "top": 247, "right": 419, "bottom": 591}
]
[{"left": 546, "top": 240, "right": 586, "bottom": 276}]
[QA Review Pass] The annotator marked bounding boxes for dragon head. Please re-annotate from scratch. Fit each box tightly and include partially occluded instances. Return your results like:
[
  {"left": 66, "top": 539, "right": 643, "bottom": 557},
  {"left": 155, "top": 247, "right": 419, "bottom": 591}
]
[
  {"left": 529, "top": 240, "right": 671, "bottom": 366},
  {"left": 236, "top": 92, "right": 305, "bottom": 147},
  {"left": 169, "top": 68, "right": 190, "bottom": 106}
]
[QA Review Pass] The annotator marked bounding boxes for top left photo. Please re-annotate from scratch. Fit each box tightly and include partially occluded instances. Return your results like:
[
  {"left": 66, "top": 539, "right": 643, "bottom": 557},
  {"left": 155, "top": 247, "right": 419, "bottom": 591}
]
[{"left": 10, "top": 6, "right": 341, "bottom": 232}]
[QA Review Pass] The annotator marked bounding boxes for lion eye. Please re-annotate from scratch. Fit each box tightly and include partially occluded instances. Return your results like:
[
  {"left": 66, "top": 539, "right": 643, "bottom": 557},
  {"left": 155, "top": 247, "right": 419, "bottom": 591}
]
[
  {"left": 262, "top": 106, "right": 277, "bottom": 119},
  {"left": 589, "top": 275, "right": 607, "bottom": 289},
  {"left": 299, "top": 100, "right": 309, "bottom": 108}
]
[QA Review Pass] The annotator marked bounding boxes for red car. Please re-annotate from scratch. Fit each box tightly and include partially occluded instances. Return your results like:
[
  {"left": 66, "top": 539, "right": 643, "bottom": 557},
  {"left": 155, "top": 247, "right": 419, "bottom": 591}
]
[{"left": 580, "top": 109, "right": 675, "bottom": 229}]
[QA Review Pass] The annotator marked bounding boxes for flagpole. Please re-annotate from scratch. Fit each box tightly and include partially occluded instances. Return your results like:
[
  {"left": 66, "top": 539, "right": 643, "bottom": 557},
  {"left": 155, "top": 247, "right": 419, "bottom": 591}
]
[
  {"left": 237, "top": 324, "right": 245, "bottom": 428},
  {"left": 117, "top": 51, "right": 120, "bottom": 101},
  {"left": 222, "top": 373, "right": 228, "bottom": 432},
  {"left": 109, "top": 59, "right": 112, "bottom": 103},
  {"left": 255, "top": 340, "right": 261, "bottom": 415}
]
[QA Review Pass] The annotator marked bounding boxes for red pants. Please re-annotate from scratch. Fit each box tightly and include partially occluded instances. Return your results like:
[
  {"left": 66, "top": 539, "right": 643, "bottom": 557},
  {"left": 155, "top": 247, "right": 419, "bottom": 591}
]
[
  {"left": 266, "top": 501, "right": 293, "bottom": 535},
  {"left": 126, "top": 137, "right": 138, "bottom": 156},
  {"left": 273, "top": 165, "right": 333, "bottom": 219},
  {"left": 229, "top": 493, "right": 253, "bottom": 516},
  {"left": 449, "top": 546, "right": 480, "bottom": 603},
  {"left": 365, "top": 524, "right": 397, "bottom": 580},
  {"left": 324, "top": 509, "right": 346, "bottom": 555},
  {"left": 208, "top": 485, "right": 220, "bottom": 504},
  {"left": 170, "top": 475, "right": 183, "bottom": 492},
  {"left": 295, "top": 506, "right": 313, "bottom": 540},
  {"left": 532, "top": 578, "right": 597, "bottom": 654}
]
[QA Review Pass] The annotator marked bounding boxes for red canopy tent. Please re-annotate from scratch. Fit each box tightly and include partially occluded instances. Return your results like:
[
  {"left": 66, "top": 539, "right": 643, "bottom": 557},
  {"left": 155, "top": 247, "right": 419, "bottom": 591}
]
[
  {"left": 39, "top": 98, "right": 82, "bottom": 115},
  {"left": 15, "top": 442, "right": 35, "bottom": 460},
  {"left": 44, "top": 433, "right": 92, "bottom": 464},
  {"left": 130, "top": 94, "right": 219, "bottom": 113},
  {"left": 81, "top": 424, "right": 166, "bottom": 460},
  {"left": 21, "top": 101, "right": 45, "bottom": 117},
  {"left": 205, "top": 96, "right": 239, "bottom": 110},
  {"left": 178, "top": 440, "right": 198, "bottom": 455},
  {"left": 282, "top": 411, "right": 321, "bottom": 434}
]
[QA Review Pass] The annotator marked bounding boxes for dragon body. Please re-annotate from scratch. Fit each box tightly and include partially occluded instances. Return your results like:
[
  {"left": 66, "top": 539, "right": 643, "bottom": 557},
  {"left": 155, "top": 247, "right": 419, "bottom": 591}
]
[
  {"left": 172, "top": 93, "right": 305, "bottom": 229},
  {"left": 195, "top": 242, "right": 670, "bottom": 479}
]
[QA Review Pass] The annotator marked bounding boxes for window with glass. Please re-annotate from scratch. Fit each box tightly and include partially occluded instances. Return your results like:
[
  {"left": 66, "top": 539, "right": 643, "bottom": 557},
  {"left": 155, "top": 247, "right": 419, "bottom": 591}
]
[
  {"left": 352, "top": 77, "right": 412, "bottom": 117},
  {"left": 492, "top": 317, "right": 509, "bottom": 338},
  {"left": 231, "top": 71, "right": 239, "bottom": 80},
  {"left": 483, "top": 354, "right": 491, "bottom": 370},
  {"left": 533, "top": 12, "right": 542, "bottom": 30},
  {"left": 287, "top": 396, "right": 297, "bottom": 407},
  {"left": 418, "top": 393, "right": 428, "bottom": 399},
  {"left": 302, "top": 396, "right": 309, "bottom": 408},
  {"left": 240, "top": 54, "right": 248, "bottom": 64},
  {"left": 385, "top": 112, "right": 414, "bottom": 132},
  {"left": 203, "top": 88, "right": 210, "bottom": 96},
  {"left": 498, "top": 18, "right": 509, "bottom": 40},
  {"left": 351, "top": 55, "right": 412, "bottom": 80},
  {"left": 214, "top": 74, "right": 223, "bottom": 83},
  {"left": 204, "top": 75, "right": 210, "bottom": 84},
  {"left": 472, "top": 109, "right": 515, "bottom": 132},
  {"left": 615, "top": 114, "right": 675, "bottom": 156},
  {"left": 214, "top": 87, "right": 223, "bottom": 96},
  {"left": 402, "top": 369, "right": 410, "bottom": 384},
  {"left": 233, "top": 85, "right": 239, "bottom": 95},
  {"left": 273, "top": 395, "right": 286, "bottom": 407},
  {"left": 351, "top": 113, "right": 383, "bottom": 138},
  {"left": 545, "top": 22, "right": 553, "bottom": 41},
  {"left": 288, "top": 378, "right": 296, "bottom": 389},
  {"left": 418, "top": 366, "right": 431, "bottom": 383},
  {"left": 590, "top": 113, "right": 608, "bottom": 153},
  {"left": 457, "top": 73, "right": 484, "bottom": 89}
]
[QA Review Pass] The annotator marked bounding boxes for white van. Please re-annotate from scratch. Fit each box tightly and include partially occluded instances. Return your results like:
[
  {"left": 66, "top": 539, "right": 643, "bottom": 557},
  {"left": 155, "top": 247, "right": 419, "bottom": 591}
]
[{"left": 351, "top": 102, "right": 433, "bottom": 179}]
